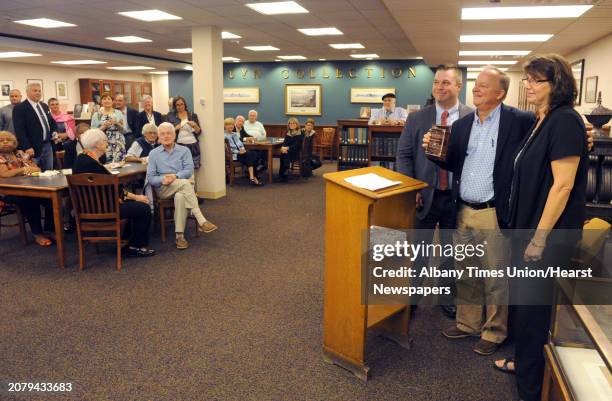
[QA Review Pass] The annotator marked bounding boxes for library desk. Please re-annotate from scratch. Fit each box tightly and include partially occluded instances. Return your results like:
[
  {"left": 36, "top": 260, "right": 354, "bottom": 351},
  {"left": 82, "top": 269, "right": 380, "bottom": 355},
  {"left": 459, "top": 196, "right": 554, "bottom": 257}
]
[
  {"left": 244, "top": 138, "right": 284, "bottom": 183},
  {"left": 322, "top": 166, "right": 427, "bottom": 380},
  {"left": 0, "top": 163, "right": 147, "bottom": 268}
]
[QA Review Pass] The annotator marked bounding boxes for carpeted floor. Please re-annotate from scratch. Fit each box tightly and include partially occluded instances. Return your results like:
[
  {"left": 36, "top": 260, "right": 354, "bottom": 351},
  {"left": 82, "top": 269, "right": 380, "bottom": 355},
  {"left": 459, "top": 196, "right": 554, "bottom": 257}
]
[{"left": 0, "top": 163, "right": 517, "bottom": 401}]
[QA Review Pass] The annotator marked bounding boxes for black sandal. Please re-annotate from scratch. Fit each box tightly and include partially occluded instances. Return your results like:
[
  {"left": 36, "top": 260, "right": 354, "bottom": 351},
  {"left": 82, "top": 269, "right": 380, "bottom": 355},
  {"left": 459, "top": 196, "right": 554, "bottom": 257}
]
[
  {"left": 493, "top": 357, "right": 515, "bottom": 374},
  {"left": 250, "top": 178, "right": 263, "bottom": 186}
]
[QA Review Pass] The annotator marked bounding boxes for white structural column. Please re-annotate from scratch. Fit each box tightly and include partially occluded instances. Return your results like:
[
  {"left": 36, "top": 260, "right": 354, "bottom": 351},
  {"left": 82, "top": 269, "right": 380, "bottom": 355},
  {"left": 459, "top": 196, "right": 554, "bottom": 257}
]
[{"left": 192, "top": 26, "right": 226, "bottom": 199}]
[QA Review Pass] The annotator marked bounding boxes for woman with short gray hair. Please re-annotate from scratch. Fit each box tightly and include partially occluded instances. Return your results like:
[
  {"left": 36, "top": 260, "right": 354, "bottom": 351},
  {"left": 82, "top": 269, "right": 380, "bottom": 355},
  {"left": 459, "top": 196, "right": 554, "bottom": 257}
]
[
  {"left": 126, "top": 123, "right": 159, "bottom": 163},
  {"left": 135, "top": 96, "right": 163, "bottom": 138},
  {"left": 72, "top": 129, "right": 156, "bottom": 258}
]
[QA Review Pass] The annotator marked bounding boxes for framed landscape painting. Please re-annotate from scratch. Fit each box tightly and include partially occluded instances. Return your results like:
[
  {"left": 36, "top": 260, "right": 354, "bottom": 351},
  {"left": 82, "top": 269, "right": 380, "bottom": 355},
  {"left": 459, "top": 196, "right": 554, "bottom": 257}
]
[
  {"left": 350, "top": 87, "right": 395, "bottom": 103},
  {"left": 285, "top": 84, "right": 321, "bottom": 115},
  {"left": 55, "top": 81, "right": 68, "bottom": 100},
  {"left": 585, "top": 76, "right": 598, "bottom": 103},
  {"left": 223, "top": 87, "right": 260, "bottom": 103}
]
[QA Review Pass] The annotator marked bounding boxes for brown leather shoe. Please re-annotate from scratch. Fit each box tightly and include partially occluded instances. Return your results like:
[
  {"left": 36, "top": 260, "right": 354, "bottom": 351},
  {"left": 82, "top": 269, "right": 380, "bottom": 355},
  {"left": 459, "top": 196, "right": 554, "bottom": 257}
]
[
  {"left": 175, "top": 237, "right": 189, "bottom": 249},
  {"left": 473, "top": 339, "right": 500, "bottom": 356},
  {"left": 442, "top": 326, "right": 478, "bottom": 339},
  {"left": 198, "top": 221, "right": 218, "bottom": 233}
]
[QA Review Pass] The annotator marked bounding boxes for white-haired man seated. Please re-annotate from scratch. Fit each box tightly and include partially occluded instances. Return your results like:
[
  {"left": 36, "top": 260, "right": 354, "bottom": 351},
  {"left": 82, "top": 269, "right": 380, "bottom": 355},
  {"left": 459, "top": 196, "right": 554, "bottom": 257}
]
[
  {"left": 243, "top": 109, "right": 266, "bottom": 141},
  {"left": 146, "top": 122, "right": 217, "bottom": 249}
]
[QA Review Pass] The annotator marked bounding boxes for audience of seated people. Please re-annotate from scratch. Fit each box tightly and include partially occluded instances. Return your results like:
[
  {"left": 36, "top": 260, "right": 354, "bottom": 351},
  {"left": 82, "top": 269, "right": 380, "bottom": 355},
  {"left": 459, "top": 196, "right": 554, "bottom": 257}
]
[
  {"left": 146, "top": 122, "right": 217, "bottom": 250},
  {"left": 91, "top": 93, "right": 125, "bottom": 163},
  {"left": 0, "top": 131, "right": 54, "bottom": 246},
  {"left": 166, "top": 96, "right": 202, "bottom": 169},
  {"left": 224, "top": 117, "right": 263, "bottom": 186},
  {"left": 278, "top": 118, "right": 304, "bottom": 182},
  {"left": 71, "top": 128, "right": 155, "bottom": 258}
]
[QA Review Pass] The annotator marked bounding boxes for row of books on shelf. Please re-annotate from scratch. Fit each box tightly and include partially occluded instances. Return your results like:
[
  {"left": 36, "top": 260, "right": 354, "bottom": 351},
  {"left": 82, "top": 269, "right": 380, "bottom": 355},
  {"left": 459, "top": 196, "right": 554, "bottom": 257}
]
[
  {"left": 371, "top": 137, "right": 400, "bottom": 157},
  {"left": 340, "top": 127, "right": 368, "bottom": 144},
  {"left": 338, "top": 145, "right": 369, "bottom": 164}
]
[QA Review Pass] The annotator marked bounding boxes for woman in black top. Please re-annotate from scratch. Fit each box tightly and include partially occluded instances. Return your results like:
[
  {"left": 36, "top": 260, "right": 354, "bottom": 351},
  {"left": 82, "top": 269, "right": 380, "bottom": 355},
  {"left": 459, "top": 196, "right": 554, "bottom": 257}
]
[
  {"left": 72, "top": 128, "right": 155, "bottom": 258},
  {"left": 278, "top": 118, "right": 304, "bottom": 182},
  {"left": 507, "top": 54, "right": 588, "bottom": 401}
]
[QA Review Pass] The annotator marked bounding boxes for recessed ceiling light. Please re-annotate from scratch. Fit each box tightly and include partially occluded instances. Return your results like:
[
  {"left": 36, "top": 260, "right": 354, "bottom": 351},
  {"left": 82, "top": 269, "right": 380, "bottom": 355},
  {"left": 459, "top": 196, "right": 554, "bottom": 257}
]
[
  {"left": 0, "top": 51, "right": 42, "bottom": 58},
  {"left": 275, "top": 59, "right": 282, "bottom": 62},
  {"left": 459, "top": 50, "right": 531, "bottom": 56},
  {"left": 458, "top": 60, "right": 517, "bottom": 65},
  {"left": 14, "top": 18, "right": 76, "bottom": 28},
  {"left": 461, "top": 5, "right": 592, "bottom": 20},
  {"left": 298, "top": 27, "right": 343, "bottom": 36},
  {"left": 329, "top": 43, "right": 364, "bottom": 49},
  {"left": 319, "top": 58, "right": 326, "bottom": 61},
  {"left": 467, "top": 72, "right": 479, "bottom": 80},
  {"left": 460, "top": 34, "right": 553, "bottom": 43},
  {"left": 168, "top": 48, "right": 192, "bottom": 53},
  {"left": 222, "top": 57, "right": 241, "bottom": 61},
  {"left": 51, "top": 60, "right": 106, "bottom": 65},
  {"left": 278, "top": 55, "right": 307, "bottom": 60},
  {"left": 222, "top": 31, "right": 241, "bottom": 39},
  {"left": 184, "top": 65, "right": 193, "bottom": 70},
  {"left": 149, "top": 71, "right": 168, "bottom": 75},
  {"left": 107, "top": 66, "right": 155, "bottom": 70},
  {"left": 244, "top": 45, "right": 280, "bottom": 51},
  {"left": 350, "top": 54, "right": 379, "bottom": 59},
  {"left": 118, "top": 9, "right": 182, "bottom": 21},
  {"left": 415, "top": 56, "right": 423, "bottom": 60},
  {"left": 246, "top": 1, "right": 308, "bottom": 15},
  {"left": 106, "top": 36, "right": 152, "bottom": 43},
  {"left": 467, "top": 67, "right": 509, "bottom": 72}
]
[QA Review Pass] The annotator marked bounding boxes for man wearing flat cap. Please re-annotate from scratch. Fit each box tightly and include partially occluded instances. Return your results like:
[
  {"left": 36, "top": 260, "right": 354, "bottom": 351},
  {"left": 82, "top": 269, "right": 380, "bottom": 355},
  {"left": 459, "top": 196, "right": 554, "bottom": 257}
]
[{"left": 368, "top": 93, "right": 407, "bottom": 125}]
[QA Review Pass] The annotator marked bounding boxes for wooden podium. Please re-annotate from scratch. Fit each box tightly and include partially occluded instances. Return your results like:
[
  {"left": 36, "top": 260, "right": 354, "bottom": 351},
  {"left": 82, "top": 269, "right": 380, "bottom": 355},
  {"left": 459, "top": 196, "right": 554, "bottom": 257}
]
[{"left": 322, "top": 166, "right": 427, "bottom": 380}]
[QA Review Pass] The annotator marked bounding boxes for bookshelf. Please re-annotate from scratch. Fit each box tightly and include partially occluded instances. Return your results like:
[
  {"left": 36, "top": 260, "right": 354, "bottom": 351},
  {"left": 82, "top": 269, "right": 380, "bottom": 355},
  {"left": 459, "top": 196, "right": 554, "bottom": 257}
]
[
  {"left": 337, "top": 119, "right": 369, "bottom": 171},
  {"left": 79, "top": 78, "right": 152, "bottom": 109},
  {"left": 369, "top": 125, "right": 403, "bottom": 170}
]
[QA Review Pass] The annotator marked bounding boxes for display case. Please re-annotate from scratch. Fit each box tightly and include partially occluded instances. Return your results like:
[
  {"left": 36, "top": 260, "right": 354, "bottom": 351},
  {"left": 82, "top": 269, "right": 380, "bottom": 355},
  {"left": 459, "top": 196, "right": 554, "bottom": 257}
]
[{"left": 543, "top": 303, "right": 611, "bottom": 401}]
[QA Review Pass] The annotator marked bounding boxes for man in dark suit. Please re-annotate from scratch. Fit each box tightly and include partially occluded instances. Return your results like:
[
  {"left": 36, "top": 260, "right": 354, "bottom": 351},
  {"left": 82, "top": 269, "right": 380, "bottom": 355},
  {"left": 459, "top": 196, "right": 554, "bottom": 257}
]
[
  {"left": 12, "top": 82, "right": 59, "bottom": 171},
  {"left": 135, "top": 95, "right": 163, "bottom": 139},
  {"left": 424, "top": 67, "right": 535, "bottom": 357},
  {"left": 114, "top": 94, "right": 138, "bottom": 150},
  {"left": 396, "top": 64, "right": 472, "bottom": 318}
]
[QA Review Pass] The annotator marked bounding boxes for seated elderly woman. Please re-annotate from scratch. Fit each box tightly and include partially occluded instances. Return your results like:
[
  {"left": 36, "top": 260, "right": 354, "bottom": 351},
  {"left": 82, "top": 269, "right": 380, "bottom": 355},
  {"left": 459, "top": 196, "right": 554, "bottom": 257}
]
[
  {"left": 224, "top": 117, "right": 263, "bottom": 186},
  {"left": 72, "top": 129, "right": 155, "bottom": 258},
  {"left": 63, "top": 122, "right": 101, "bottom": 169},
  {"left": 0, "top": 131, "right": 53, "bottom": 246},
  {"left": 278, "top": 117, "right": 304, "bottom": 182},
  {"left": 126, "top": 122, "right": 159, "bottom": 163},
  {"left": 147, "top": 122, "right": 217, "bottom": 250}
]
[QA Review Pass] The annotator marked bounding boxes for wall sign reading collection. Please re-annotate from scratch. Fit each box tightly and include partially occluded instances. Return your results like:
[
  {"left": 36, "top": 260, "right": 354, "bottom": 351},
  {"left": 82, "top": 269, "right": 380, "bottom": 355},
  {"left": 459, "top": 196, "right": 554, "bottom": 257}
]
[{"left": 226, "top": 66, "right": 418, "bottom": 80}]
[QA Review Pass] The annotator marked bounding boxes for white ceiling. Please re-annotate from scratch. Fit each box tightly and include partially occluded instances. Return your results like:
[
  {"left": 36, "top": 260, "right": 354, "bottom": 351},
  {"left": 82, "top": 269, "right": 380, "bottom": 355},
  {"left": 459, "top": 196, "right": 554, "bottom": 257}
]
[{"left": 0, "top": 0, "right": 610, "bottom": 71}]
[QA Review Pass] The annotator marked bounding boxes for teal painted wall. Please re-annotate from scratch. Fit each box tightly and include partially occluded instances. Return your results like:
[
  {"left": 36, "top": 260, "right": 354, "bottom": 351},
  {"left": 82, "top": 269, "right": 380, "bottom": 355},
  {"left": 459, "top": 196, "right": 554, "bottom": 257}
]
[{"left": 168, "top": 60, "right": 467, "bottom": 125}]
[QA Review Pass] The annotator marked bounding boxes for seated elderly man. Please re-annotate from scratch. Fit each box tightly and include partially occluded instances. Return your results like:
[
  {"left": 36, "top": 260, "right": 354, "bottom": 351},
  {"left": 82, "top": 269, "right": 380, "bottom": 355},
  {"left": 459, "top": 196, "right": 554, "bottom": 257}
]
[
  {"left": 243, "top": 110, "right": 266, "bottom": 141},
  {"left": 126, "top": 122, "right": 159, "bottom": 163},
  {"left": 147, "top": 122, "right": 217, "bottom": 249},
  {"left": 368, "top": 93, "right": 407, "bottom": 125}
]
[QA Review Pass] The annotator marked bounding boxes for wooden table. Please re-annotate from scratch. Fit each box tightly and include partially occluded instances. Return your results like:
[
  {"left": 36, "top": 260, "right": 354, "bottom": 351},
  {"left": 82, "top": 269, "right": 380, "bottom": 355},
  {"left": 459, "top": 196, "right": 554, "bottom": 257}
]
[
  {"left": 244, "top": 138, "right": 284, "bottom": 183},
  {"left": 0, "top": 163, "right": 147, "bottom": 268}
]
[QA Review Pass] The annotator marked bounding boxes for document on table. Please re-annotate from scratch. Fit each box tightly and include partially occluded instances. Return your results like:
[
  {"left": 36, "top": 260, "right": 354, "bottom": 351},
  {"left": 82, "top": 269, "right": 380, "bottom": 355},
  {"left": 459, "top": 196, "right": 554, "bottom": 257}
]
[{"left": 344, "top": 173, "right": 401, "bottom": 191}]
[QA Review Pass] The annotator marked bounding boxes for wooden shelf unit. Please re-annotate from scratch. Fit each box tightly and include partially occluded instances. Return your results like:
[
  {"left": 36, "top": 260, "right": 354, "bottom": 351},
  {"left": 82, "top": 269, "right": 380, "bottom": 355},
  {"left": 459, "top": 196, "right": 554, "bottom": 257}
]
[
  {"left": 336, "top": 119, "right": 369, "bottom": 171},
  {"left": 79, "top": 78, "right": 152, "bottom": 109},
  {"left": 369, "top": 125, "right": 403, "bottom": 169}
]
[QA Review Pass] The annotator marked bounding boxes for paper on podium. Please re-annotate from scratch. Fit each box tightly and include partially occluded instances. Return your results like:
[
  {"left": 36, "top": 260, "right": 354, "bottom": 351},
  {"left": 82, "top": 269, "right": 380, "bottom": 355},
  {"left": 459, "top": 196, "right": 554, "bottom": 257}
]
[{"left": 344, "top": 173, "right": 402, "bottom": 191}]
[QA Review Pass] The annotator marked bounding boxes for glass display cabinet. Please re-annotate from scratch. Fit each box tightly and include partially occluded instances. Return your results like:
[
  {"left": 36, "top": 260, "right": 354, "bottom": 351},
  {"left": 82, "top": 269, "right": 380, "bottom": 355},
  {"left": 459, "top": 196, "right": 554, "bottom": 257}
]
[{"left": 543, "top": 303, "right": 611, "bottom": 401}]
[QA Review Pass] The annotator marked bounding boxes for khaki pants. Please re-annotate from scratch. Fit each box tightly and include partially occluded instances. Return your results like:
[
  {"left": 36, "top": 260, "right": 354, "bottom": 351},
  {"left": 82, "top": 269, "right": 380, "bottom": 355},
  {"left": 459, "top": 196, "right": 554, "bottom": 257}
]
[
  {"left": 156, "top": 176, "right": 204, "bottom": 233},
  {"left": 454, "top": 205, "right": 509, "bottom": 343}
]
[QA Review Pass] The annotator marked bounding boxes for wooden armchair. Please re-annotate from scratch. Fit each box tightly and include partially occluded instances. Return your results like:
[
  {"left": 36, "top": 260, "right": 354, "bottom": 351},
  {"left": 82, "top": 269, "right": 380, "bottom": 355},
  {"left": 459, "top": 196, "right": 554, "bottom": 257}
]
[
  {"left": 67, "top": 173, "right": 126, "bottom": 271},
  {"left": 313, "top": 127, "right": 335, "bottom": 161},
  {"left": 289, "top": 134, "right": 315, "bottom": 178},
  {"left": 152, "top": 189, "right": 199, "bottom": 243},
  {"left": 0, "top": 200, "right": 27, "bottom": 244}
]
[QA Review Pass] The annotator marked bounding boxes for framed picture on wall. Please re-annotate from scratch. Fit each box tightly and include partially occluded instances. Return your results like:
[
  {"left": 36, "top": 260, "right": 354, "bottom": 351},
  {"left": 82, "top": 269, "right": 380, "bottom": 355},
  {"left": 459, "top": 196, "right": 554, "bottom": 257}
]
[
  {"left": 55, "top": 81, "right": 68, "bottom": 100},
  {"left": 585, "top": 76, "right": 598, "bottom": 103},
  {"left": 0, "top": 80, "right": 14, "bottom": 100},
  {"left": 570, "top": 59, "right": 584, "bottom": 105},
  {"left": 285, "top": 84, "right": 321, "bottom": 115},
  {"left": 350, "top": 87, "right": 395, "bottom": 103},
  {"left": 27, "top": 79, "right": 44, "bottom": 100},
  {"left": 223, "top": 87, "right": 260, "bottom": 103}
]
